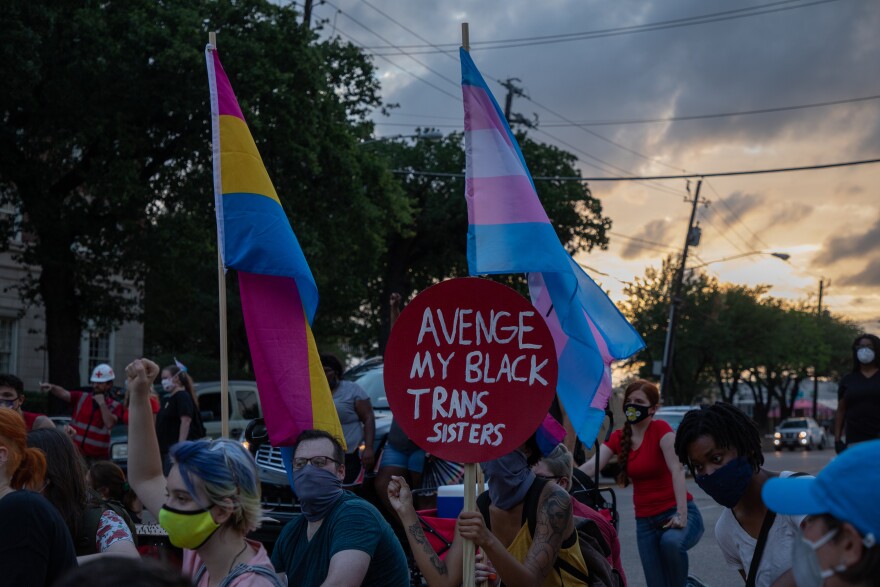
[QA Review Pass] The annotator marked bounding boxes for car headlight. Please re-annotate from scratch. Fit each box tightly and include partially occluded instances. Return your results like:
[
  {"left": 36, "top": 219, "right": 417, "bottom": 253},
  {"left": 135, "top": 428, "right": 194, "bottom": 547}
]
[
  {"left": 111, "top": 443, "right": 128, "bottom": 461},
  {"left": 774, "top": 432, "right": 781, "bottom": 439},
  {"left": 241, "top": 440, "right": 250, "bottom": 452},
  {"left": 798, "top": 431, "right": 807, "bottom": 438}
]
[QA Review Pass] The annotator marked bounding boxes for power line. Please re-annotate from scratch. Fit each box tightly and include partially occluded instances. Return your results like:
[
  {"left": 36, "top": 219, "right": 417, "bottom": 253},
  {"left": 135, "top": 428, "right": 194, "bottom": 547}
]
[
  {"left": 374, "top": 91, "right": 880, "bottom": 126},
  {"left": 536, "top": 93, "right": 880, "bottom": 126},
  {"left": 609, "top": 231, "right": 679, "bottom": 252},
  {"left": 393, "top": 157, "right": 880, "bottom": 181},
  {"left": 351, "top": 0, "right": 690, "bottom": 184},
  {"left": 704, "top": 180, "right": 771, "bottom": 250},
  {"left": 513, "top": 85, "right": 689, "bottom": 173},
  {"left": 366, "top": 0, "right": 837, "bottom": 55},
  {"left": 698, "top": 209, "right": 750, "bottom": 255},
  {"left": 330, "top": 27, "right": 461, "bottom": 101}
]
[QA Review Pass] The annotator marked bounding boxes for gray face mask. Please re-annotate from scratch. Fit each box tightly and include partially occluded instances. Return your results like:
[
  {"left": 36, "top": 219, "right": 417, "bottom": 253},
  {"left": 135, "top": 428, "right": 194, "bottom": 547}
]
[
  {"left": 481, "top": 450, "right": 534, "bottom": 510},
  {"left": 292, "top": 465, "right": 343, "bottom": 522},
  {"left": 791, "top": 529, "right": 846, "bottom": 587}
]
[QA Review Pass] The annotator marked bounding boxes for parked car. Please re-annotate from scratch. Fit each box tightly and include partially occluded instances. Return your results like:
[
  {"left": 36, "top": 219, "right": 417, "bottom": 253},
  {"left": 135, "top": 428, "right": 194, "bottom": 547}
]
[
  {"left": 654, "top": 405, "right": 700, "bottom": 432},
  {"left": 244, "top": 358, "right": 392, "bottom": 550},
  {"left": 773, "top": 417, "right": 827, "bottom": 451},
  {"left": 110, "top": 380, "right": 264, "bottom": 471}
]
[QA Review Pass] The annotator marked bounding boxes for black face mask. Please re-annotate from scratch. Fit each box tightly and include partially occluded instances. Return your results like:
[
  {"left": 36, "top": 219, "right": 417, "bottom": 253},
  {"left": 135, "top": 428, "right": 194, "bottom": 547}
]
[{"left": 623, "top": 403, "right": 651, "bottom": 424}]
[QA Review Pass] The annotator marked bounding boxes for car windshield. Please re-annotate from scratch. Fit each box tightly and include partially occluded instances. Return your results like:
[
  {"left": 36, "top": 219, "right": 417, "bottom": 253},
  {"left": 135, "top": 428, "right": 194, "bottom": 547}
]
[
  {"left": 781, "top": 420, "right": 808, "bottom": 429},
  {"left": 655, "top": 413, "right": 685, "bottom": 431},
  {"left": 346, "top": 367, "right": 388, "bottom": 410}
]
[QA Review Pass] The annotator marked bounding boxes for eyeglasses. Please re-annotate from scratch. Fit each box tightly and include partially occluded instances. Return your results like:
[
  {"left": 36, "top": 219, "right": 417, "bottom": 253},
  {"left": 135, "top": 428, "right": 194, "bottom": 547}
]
[
  {"left": 292, "top": 456, "right": 341, "bottom": 470},
  {"left": 534, "top": 474, "right": 562, "bottom": 481},
  {"left": 0, "top": 398, "right": 18, "bottom": 408}
]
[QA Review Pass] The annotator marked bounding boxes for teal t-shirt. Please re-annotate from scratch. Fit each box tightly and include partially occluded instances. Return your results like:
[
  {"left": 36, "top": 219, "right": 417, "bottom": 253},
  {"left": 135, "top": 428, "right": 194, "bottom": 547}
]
[{"left": 271, "top": 491, "right": 409, "bottom": 586}]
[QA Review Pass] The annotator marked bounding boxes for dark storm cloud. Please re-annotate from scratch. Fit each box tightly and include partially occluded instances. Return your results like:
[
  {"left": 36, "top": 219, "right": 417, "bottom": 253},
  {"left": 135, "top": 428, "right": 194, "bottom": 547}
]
[
  {"left": 762, "top": 202, "right": 813, "bottom": 228},
  {"left": 814, "top": 217, "right": 880, "bottom": 265},
  {"left": 336, "top": 0, "right": 880, "bottom": 176},
  {"left": 620, "top": 218, "right": 676, "bottom": 259},
  {"left": 839, "top": 257, "right": 880, "bottom": 287}
]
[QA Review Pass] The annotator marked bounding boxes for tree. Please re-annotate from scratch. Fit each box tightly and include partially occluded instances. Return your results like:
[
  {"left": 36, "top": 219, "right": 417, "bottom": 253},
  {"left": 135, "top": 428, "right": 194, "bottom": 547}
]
[
  {"left": 359, "top": 131, "right": 612, "bottom": 354},
  {"left": 1, "top": 0, "right": 409, "bottom": 382},
  {"left": 623, "top": 260, "right": 859, "bottom": 428}
]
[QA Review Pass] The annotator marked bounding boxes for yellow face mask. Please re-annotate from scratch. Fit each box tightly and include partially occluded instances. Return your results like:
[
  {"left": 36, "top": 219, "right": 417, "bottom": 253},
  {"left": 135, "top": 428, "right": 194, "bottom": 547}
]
[{"left": 159, "top": 505, "right": 220, "bottom": 549}]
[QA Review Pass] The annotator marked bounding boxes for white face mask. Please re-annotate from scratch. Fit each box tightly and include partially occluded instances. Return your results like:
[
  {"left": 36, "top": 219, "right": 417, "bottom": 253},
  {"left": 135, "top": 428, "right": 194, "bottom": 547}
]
[
  {"left": 791, "top": 528, "right": 847, "bottom": 587},
  {"left": 857, "top": 347, "right": 875, "bottom": 365},
  {"left": 161, "top": 378, "right": 175, "bottom": 392}
]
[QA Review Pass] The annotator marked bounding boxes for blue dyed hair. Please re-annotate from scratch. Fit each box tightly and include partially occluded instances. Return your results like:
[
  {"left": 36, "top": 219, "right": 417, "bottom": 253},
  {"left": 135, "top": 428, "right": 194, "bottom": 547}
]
[{"left": 169, "top": 438, "right": 264, "bottom": 533}]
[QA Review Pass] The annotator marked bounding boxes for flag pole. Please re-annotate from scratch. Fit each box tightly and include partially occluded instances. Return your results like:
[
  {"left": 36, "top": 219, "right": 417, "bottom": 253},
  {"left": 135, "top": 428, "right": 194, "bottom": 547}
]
[
  {"left": 210, "top": 30, "right": 230, "bottom": 439},
  {"left": 460, "top": 23, "right": 479, "bottom": 587}
]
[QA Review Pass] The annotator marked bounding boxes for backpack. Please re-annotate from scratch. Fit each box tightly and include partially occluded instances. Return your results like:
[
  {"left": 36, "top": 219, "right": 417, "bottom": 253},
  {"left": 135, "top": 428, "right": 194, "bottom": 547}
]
[
  {"left": 477, "top": 478, "right": 621, "bottom": 587},
  {"left": 77, "top": 488, "right": 138, "bottom": 556}
]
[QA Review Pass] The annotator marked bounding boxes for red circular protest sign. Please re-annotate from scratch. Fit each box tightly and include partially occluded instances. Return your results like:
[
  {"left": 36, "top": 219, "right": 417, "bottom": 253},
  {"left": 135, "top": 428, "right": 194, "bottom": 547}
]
[{"left": 384, "top": 277, "right": 558, "bottom": 463}]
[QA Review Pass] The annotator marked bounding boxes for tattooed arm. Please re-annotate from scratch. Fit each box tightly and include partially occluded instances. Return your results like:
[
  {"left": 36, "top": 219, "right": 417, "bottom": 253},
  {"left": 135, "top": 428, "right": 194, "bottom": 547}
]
[
  {"left": 387, "top": 475, "right": 463, "bottom": 587},
  {"left": 458, "top": 483, "right": 574, "bottom": 587}
]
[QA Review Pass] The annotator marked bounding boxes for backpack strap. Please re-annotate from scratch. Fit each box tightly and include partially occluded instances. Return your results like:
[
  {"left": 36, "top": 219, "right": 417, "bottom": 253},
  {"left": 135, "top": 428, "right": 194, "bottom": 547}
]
[
  {"left": 746, "top": 472, "right": 809, "bottom": 587},
  {"left": 746, "top": 509, "right": 776, "bottom": 587}
]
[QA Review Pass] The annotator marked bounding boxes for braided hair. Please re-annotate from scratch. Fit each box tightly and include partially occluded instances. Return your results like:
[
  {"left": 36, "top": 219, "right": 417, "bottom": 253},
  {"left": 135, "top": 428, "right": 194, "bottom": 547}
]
[
  {"left": 616, "top": 380, "right": 660, "bottom": 488},
  {"left": 673, "top": 402, "right": 763, "bottom": 474}
]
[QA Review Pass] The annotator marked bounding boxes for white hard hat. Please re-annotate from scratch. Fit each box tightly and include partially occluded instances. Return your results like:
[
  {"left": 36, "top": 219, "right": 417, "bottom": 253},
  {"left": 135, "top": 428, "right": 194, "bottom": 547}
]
[{"left": 90, "top": 363, "right": 115, "bottom": 383}]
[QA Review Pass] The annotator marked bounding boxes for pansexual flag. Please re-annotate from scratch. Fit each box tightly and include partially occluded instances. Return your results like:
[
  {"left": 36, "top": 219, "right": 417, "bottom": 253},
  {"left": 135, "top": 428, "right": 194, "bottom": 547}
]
[
  {"left": 205, "top": 44, "right": 344, "bottom": 449},
  {"left": 461, "top": 48, "right": 645, "bottom": 445}
]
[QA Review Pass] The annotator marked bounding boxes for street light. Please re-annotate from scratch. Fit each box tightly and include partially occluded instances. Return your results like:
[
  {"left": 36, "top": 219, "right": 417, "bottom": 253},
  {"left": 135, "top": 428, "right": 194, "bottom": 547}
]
[
  {"left": 689, "top": 251, "right": 790, "bottom": 270},
  {"left": 359, "top": 130, "right": 443, "bottom": 146}
]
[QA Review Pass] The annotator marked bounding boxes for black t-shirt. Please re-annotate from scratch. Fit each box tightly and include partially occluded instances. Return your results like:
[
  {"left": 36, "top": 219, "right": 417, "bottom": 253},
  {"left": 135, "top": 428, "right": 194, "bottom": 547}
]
[
  {"left": 0, "top": 490, "right": 77, "bottom": 586},
  {"left": 838, "top": 370, "right": 880, "bottom": 444},
  {"left": 156, "top": 390, "right": 201, "bottom": 453}
]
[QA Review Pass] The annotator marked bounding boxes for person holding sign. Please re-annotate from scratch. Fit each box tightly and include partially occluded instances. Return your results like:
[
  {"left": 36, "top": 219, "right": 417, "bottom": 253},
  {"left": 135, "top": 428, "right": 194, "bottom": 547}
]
[
  {"left": 388, "top": 433, "right": 590, "bottom": 587},
  {"left": 578, "top": 380, "right": 703, "bottom": 587}
]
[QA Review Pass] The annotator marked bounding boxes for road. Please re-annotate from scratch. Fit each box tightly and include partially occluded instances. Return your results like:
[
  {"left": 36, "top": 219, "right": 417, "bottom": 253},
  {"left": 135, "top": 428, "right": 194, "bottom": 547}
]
[{"left": 608, "top": 448, "right": 835, "bottom": 587}]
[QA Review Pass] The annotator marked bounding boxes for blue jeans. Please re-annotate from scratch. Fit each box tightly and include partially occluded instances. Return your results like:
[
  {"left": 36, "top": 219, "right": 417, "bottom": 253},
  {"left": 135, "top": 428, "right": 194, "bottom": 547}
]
[{"left": 636, "top": 500, "right": 704, "bottom": 587}]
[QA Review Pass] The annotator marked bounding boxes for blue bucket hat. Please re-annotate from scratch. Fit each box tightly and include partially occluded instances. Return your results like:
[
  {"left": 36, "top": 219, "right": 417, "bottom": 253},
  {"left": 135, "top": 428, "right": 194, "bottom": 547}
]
[{"left": 762, "top": 439, "right": 880, "bottom": 544}]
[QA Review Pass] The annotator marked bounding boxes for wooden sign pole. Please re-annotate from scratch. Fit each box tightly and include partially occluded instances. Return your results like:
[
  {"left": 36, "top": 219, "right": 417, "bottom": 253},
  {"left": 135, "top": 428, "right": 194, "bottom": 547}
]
[{"left": 458, "top": 27, "right": 478, "bottom": 587}]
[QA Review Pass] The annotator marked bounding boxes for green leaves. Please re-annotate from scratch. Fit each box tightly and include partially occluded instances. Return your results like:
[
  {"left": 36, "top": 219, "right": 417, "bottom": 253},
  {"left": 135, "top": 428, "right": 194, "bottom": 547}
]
[{"left": 622, "top": 258, "right": 858, "bottom": 423}]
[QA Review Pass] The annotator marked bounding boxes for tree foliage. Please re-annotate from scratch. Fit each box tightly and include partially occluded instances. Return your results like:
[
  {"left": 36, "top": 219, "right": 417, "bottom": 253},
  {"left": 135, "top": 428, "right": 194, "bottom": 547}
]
[
  {"left": 622, "top": 257, "right": 859, "bottom": 427},
  {"left": 0, "top": 0, "right": 409, "bottom": 383}
]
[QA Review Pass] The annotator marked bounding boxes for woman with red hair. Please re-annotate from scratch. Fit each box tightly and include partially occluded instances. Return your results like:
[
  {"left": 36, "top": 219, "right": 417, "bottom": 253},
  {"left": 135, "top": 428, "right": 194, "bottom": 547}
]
[
  {"left": 0, "top": 409, "right": 77, "bottom": 585},
  {"left": 578, "top": 380, "right": 703, "bottom": 587}
]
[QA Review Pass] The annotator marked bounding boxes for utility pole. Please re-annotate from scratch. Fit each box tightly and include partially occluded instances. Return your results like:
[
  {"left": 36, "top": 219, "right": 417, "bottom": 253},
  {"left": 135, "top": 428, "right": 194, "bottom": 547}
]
[
  {"left": 500, "top": 78, "right": 537, "bottom": 128},
  {"left": 303, "top": 0, "right": 313, "bottom": 29},
  {"left": 660, "top": 179, "right": 703, "bottom": 396},
  {"left": 812, "top": 278, "right": 824, "bottom": 418}
]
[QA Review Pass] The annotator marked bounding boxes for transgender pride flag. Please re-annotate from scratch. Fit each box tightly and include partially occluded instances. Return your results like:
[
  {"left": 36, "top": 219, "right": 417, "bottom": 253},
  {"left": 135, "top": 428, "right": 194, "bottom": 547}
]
[
  {"left": 461, "top": 48, "right": 645, "bottom": 445},
  {"left": 205, "top": 45, "right": 344, "bottom": 449}
]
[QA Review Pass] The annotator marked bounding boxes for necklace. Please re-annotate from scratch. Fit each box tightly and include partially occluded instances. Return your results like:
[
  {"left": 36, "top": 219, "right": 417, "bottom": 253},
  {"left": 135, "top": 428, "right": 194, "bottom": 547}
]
[{"left": 227, "top": 541, "right": 249, "bottom": 576}]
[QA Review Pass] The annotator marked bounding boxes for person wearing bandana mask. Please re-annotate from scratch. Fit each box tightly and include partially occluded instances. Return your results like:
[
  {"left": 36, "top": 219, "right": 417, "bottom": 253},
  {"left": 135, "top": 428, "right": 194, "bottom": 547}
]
[
  {"left": 675, "top": 402, "right": 809, "bottom": 587},
  {"left": 763, "top": 440, "right": 880, "bottom": 587},
  {"left": 388, "top": 417, "right": 590, "bottom": 587},
  {"left": 578, "top": 380, "right": 703, "bottom": 587},
  {"left": 125, "top": 358, "right": 286, "bottom": 587},
  {"left": 271, "top": 429, "right": 407, "bottom": 586},
  {"left": 835, "top": 334, "right": 880, "bottom": 454}
]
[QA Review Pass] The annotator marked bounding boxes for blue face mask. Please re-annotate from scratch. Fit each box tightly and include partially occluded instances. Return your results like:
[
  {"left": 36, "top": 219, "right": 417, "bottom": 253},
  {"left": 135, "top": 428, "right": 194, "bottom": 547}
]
[
  {"left": 695, "top": 456, "right": 753, "bottom": 508},
  {"left": 481, "top": 450, "right": 534, "bottom": 510}
]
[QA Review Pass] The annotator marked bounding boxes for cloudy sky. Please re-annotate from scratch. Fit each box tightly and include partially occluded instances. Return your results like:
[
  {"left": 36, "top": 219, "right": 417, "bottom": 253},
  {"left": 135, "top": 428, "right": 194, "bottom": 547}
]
[{"left": 309, "top": 0, "right": 880, "bottom": 330}]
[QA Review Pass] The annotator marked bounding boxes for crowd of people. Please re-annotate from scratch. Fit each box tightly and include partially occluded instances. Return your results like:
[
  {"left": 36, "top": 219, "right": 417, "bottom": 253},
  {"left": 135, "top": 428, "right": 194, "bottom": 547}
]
[{"left": 0, "top": 331, "right": 878, "bottom": 586}]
